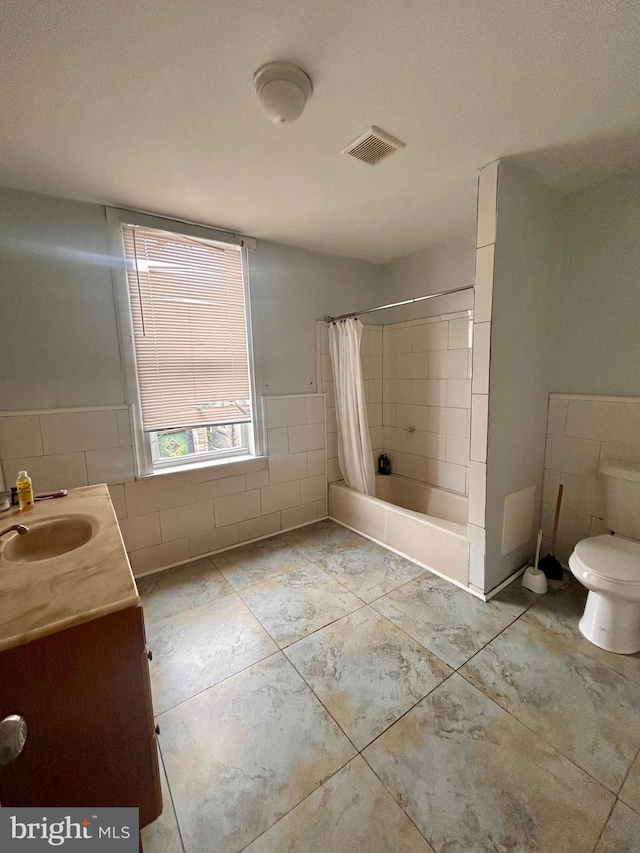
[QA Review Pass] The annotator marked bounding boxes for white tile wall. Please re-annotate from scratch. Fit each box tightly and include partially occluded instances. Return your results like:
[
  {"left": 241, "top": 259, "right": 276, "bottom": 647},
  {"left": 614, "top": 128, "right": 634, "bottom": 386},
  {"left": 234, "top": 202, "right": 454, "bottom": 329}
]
[
  {"left": 465, "top": 161, "right": 500, "bottom": 586},
  {"left": 470, "top": 394, "right": 489, "bottom": 463},
  {"left": 265, "top": 397, "right": 306, "bottom": 428},
  {"left": 317, "top": 316, "right": 471, "bottom": 495},
  {"left": 542, "top": 394, "right": 640, "bottom": 563},
  {"left": 40, "top": 411, "right": 120, "bottom": 454},
  {"left": 429, "top": 348, "right": 470, "bottom": 380},
  {"left": 261, "top": 480, "right": 301, "bottom": 514},
  {"left": 0, "top": 415, "right": 43, "bottom": 458},
  {"left": 467, "top": 522, "right": 486, "bottom": 587},
  {"left": 0, "top": 394, "right": 327, "bottom": 576},
  {"left": 159, "top": 499, "right": 215, "bottom": 542},
  {"left": 476, "top": 160, "right": 499, "bottom": 248},
  {"left": 2, "top": 451, "right": 89, "bottom": 492},
  {"left": 119, "top": 513, "right": 161, "bottom": 551},
  {"left": 128, "top": 539, "right": 191, "bottom": 575},
  {"left": 214, "top": 490, "right": 261, "bottom": 527},
  {"left": 474, "top": 244, "right": 495, "bottom": 324},
  {"left": 267, "top": 452, "right": 308, "bottom": 485},
  {"left": 411, "top": 379, "right": 447, "bottom": 406},
  {"left": 470, "top": 322, "right": 491, "bottom": 394},
  {"left": 468, "top": 461, "right": 487, "bottom": 527},
  {"left": 85, "top": 446, "right": 135, "bottom": 485},
  {"left": 382, "top": 315, "right": 471, "bottom": 495},
  {"left": 196, "top": 475, "right": 247, "bottom": 501},
  {"left": 446, "top": 379, "right": 471, "bottom": 409},
  {"left": 288, "top": 422, "right": 325, "bottom": 453},
  {"left": 188, "top": 524, "right": 238, "bottom": 560}
]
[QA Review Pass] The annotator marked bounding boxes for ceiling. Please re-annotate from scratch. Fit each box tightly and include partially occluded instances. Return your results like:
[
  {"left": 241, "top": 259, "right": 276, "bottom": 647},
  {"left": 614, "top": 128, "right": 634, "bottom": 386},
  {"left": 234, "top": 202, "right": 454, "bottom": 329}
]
[{"left": 1, "top": 0, "right": 639, "bottom": 263}]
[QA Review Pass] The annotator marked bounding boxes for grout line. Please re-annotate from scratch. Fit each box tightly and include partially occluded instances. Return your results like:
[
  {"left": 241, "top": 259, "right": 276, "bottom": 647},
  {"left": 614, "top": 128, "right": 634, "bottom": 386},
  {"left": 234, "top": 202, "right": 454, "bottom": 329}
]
[
  {"left": 145, "top": 527, "right": 635, "bottom": 849},
  {"left": 358, "top": 668, "right": 458, "bottom": 755},
  {"left": 590, "top": 796, "right": 617, "bottom": 853},
  {"left": 270, "top": 650, "right": 458, "bottom": 852},
  {"left": 153, "top": 745, "right": 187, "bottom": 853},
  {"left": 153, "top": 648, "right": 283, "bottom": 719},
  {"left": 358, "top": 673, "right": 458, "bottom": 851},
  {"left": 361, "top": 648, "right": 617, "bottom": 853},
  {"left": 453, "top": 596, "right": 537, "bottom": 674},
  {"left": 282, "top": 650, "right": 361, "bottom": 754},
  {"left": 618, "top": 741, "right": 640, "bottom": 801},
  {"left": 455, "top": 608, "right": 626, "bottom": 799},
  {"left": 146, "top": 540, "right": 373, "bottom": 719},
  {"left": 233, "top": 751, "right": 358, "bottom": 853},
  {"left": 275, "top": 599, "right": 370, "bottom": 652},
  {"left": 520, "top": 607, "right": 640, "bottom": 688},
  {"left": 365, "top": 568, "right": 430, "bottom": 608},
  {"left": 215, "top": 559, "right": 310, "bottom": 595}
]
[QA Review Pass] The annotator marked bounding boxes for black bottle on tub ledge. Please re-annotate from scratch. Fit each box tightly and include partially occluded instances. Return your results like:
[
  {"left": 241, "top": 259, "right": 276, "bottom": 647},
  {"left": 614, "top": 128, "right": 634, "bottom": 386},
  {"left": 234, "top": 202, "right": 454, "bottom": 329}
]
[{"left": 378, "top": 454, "right": 391, "bottom": 475}]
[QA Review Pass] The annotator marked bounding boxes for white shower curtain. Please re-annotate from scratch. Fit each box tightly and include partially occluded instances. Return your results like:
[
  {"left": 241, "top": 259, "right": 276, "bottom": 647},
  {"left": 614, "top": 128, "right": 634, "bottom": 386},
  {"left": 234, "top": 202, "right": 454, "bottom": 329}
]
[{"left": 328, "top": 318, "right": 375, "bottom": 496}]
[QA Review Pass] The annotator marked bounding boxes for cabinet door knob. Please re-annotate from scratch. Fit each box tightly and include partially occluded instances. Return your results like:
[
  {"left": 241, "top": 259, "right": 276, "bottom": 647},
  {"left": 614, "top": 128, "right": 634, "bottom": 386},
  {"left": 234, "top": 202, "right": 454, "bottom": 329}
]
[
  {"left": 0, "top": 715, "right": 27, "bottom": 766},
  {"left": 147, "top": 649, "right": 153, "bottom": 661},
  {"left": 155, "top": 724, "right": 160, "bottom": 736}
]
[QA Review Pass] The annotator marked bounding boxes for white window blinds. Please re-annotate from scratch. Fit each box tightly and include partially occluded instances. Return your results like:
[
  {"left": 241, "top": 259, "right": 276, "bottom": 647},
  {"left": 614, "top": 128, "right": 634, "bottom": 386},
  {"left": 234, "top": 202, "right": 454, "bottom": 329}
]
[{"left": 122, "top": 224, "right": 251, "bottom": 433}]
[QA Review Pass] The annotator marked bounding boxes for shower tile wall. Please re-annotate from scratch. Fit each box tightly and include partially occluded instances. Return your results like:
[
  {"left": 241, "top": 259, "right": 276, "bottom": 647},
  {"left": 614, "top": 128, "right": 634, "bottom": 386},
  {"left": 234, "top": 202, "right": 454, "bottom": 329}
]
[
  {"left": 382, "top": 314, "right": 472, "bottom": 494},
  {"left": 318, "top": 315, "right": 471, "bottom": 496}
]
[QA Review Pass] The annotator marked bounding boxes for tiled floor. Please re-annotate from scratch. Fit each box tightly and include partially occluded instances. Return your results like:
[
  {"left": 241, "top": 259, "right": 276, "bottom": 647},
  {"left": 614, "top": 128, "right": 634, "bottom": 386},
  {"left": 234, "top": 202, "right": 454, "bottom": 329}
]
[{"left": 139, "top": 519, "right": 640, "bottom": 853}]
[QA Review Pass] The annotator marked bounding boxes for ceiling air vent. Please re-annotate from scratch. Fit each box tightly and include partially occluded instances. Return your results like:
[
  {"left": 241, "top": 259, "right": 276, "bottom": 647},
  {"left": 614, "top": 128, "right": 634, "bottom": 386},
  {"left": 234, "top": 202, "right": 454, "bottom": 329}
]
[{"left": 342, "top": 126, "right": 406, "bottom": 165}]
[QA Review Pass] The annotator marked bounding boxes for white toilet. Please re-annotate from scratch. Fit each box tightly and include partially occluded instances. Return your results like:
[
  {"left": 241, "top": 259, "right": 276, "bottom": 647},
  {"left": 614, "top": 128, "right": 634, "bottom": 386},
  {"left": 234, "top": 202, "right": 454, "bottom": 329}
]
[{"left": 569, "top": 460, "right": 640, "bottom": 655}]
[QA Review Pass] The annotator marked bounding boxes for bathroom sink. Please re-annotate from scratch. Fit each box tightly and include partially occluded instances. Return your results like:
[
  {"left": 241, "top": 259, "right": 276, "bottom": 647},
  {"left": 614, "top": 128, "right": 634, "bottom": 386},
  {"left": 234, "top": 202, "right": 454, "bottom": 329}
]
[{"left": 1, "top": 516, "right": 95, "bottom": 564}]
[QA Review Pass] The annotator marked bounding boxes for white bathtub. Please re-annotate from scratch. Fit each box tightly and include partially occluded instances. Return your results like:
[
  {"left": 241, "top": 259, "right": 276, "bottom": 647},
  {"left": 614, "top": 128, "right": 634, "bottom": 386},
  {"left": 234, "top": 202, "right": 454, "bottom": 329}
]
[{"left": 329, "top": 474, "right": 469, "bottom": 586}]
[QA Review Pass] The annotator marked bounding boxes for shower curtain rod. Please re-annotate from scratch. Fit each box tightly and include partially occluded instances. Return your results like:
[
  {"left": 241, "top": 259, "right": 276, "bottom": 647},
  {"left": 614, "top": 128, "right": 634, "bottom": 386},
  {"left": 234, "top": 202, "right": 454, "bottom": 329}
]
[{"left": 324, "top": 284, "right": 474, "bottom": 323}]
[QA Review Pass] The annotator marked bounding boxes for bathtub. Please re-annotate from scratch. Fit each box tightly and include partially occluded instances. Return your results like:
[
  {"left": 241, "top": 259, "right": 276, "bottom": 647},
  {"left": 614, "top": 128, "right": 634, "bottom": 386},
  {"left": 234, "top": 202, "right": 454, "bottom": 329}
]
[{"left": 329, "top": 474, "right": 469, "bottom": 586}]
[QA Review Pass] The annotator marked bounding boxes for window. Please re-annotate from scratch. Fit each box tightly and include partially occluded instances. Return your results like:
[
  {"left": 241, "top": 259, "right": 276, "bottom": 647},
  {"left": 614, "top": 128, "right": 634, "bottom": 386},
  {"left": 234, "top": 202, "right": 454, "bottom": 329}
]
[{"left": 110, "top": 211, "right": 257, "bottom": 475}]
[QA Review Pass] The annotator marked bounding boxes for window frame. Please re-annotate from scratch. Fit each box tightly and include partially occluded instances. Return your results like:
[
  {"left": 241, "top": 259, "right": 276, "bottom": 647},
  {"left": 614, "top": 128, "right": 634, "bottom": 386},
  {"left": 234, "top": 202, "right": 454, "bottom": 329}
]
[{"left": 107, "top": 207, "right": 262, "bottom": 478}]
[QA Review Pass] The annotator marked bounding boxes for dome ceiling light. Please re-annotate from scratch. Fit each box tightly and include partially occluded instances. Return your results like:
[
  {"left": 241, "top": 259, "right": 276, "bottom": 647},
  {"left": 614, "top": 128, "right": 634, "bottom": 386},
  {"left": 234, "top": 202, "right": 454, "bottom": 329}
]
[{"left": 253, "top": 62, "right": 313, "bottom": 124}]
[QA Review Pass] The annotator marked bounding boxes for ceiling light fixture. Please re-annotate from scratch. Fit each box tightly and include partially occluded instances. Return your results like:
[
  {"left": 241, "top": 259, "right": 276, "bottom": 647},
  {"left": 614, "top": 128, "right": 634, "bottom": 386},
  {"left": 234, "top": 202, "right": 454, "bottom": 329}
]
[{"left": 253, "top": 62, "right": 312, "bottom": 124}]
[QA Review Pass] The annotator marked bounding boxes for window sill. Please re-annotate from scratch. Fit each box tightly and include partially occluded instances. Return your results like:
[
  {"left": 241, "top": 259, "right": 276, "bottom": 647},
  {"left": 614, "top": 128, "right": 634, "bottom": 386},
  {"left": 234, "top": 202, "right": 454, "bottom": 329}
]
[{"left": 136, "top": 454, "right": 267, "bottom": 480}]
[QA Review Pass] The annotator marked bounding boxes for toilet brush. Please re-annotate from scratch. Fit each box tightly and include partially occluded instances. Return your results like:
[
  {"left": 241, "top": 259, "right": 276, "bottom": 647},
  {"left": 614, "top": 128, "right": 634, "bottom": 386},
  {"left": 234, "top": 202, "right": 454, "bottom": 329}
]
[{"left": 521, "top": 530, "right": 548, "bottom": 594}]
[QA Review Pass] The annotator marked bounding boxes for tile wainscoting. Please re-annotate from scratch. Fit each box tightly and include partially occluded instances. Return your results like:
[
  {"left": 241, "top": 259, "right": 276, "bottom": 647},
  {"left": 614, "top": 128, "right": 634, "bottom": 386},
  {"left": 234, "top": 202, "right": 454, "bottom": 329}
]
[
  {"left": 542, "top": 394, "right": 640, "bottom": 563},
  {"left": 0, "top": 394, "right": 327, "bottom": 575}
]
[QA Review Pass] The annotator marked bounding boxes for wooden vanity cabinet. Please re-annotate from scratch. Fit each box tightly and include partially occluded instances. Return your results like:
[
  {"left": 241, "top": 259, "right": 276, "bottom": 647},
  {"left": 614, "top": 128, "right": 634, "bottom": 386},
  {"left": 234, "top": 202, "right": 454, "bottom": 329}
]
[{"left": 0, "top": 604, "right": 162, "bottom": 827}]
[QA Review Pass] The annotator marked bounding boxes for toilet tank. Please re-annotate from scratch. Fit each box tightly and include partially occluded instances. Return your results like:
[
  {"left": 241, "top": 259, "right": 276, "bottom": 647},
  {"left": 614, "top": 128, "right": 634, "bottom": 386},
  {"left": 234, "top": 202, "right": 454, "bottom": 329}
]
[{"left": 599, "top": 460, "right": 640, "bottom": 540}]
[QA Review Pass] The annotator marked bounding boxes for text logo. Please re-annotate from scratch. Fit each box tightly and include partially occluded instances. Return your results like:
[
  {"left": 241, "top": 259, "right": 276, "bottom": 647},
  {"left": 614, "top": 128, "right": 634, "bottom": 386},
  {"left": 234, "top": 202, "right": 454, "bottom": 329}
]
[{"left": 0, "top": 808, "right": 138, "bottom": 851}]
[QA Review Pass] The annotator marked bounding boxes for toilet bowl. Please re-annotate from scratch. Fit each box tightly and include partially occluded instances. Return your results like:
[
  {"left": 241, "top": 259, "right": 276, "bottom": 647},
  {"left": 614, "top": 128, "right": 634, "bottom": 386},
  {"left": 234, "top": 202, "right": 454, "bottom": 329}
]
[
  {"left": 569, "top": 460, "right": 640, "bottom": 655},
  {"left": 569, "top": 535, "right": 640, "bottom": 654}
]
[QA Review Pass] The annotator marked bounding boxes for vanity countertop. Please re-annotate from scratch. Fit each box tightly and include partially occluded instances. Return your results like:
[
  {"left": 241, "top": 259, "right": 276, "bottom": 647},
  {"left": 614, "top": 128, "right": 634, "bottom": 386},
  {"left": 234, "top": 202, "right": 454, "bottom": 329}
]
[{"left": 0, "top": 484, "right": 139, "bottom": 653}]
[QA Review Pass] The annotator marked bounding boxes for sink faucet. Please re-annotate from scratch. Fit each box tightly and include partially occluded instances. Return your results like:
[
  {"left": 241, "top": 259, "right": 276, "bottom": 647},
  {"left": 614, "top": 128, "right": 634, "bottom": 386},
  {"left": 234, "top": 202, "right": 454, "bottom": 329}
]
[{"left": 0, "top": 524, "right": 29, "bottom": 540}]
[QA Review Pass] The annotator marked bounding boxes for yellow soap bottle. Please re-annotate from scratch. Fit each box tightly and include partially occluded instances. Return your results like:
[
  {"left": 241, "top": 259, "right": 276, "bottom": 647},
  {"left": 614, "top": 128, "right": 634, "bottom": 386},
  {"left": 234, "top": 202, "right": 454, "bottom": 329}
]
[{"left": 16, "top": 470, "right": 35, "bottom": 512}]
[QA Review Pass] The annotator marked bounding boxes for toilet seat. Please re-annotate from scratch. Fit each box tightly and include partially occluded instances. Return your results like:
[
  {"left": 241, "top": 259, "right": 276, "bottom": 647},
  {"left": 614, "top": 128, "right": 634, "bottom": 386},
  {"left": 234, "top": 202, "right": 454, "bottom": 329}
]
[{"left": 572, "top": 534, "right": 640, "bottom": 584}]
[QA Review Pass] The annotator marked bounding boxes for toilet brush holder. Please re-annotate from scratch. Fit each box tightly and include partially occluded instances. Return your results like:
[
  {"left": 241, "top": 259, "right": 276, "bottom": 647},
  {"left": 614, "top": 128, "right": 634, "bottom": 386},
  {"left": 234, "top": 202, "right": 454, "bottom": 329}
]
[
  {"left": 521, "top": 529, "right": 547, "bottom": 594},
  {"left": 521, "top": 565, "right": 548, "bottom": 594}
]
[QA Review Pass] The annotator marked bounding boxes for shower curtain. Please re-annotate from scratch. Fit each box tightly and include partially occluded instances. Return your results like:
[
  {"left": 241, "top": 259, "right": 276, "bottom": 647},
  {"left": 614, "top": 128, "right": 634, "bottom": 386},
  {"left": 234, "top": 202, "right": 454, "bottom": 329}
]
[{"left": 328, "top": 318, "right": 375, "bottom": 496}]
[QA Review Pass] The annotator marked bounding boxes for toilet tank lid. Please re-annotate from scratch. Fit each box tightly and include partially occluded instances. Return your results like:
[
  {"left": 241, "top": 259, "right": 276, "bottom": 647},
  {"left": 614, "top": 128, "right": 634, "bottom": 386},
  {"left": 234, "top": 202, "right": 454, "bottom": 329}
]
[{"left": 599, "top": 460, "right": 640, "bottom": 483}]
